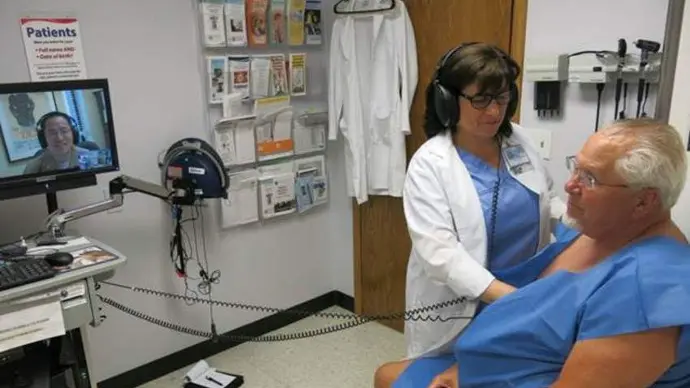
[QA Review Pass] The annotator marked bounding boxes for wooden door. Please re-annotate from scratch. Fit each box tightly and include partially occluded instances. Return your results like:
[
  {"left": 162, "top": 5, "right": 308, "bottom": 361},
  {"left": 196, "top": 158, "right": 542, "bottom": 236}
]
[{"left": 353, "top": 0, "right": 528, "bottom": 332}]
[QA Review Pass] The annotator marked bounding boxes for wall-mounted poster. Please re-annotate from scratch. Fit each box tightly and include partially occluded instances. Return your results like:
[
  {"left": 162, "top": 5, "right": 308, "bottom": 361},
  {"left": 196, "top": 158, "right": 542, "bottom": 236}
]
[{"left": 0, "top": 92, "right": 56, "bottom": 162}]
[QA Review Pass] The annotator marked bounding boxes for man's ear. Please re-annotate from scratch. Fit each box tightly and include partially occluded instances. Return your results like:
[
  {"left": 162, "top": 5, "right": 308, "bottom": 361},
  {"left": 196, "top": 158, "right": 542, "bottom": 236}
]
[{"left": 635, "top": 188, "right": 662, "bottom": 216}]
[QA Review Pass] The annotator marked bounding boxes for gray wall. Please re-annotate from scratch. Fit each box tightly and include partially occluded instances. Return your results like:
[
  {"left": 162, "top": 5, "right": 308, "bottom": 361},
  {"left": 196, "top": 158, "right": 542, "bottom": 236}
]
[
  {"left": 520, "top": 0, "right": 670, "bottom": 200},
  {"left": 0, "top": 0, "right": 353, "bottom": 382}
]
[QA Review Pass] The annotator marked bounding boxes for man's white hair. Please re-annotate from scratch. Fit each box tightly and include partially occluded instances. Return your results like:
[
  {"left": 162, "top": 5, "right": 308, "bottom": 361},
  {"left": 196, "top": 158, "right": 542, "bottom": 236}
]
[{"left": 602, "top": 118, "right": 687, "bottom": 210}]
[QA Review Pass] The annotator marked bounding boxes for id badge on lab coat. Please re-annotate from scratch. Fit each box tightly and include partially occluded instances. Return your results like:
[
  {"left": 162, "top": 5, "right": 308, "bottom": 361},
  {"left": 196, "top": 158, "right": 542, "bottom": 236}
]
[{"left": 502, "top": 144, "right": 534, "bottom": 175}]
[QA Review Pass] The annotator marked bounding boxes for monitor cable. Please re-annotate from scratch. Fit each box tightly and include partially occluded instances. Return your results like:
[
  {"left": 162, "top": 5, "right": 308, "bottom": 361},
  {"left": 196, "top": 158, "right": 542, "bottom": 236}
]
[{"left": 594, "top": 82, "right": 605, "bottom": 132}]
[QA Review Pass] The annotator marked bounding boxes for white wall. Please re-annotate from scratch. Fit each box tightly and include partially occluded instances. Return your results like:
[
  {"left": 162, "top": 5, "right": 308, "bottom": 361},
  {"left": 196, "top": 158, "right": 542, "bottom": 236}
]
[
  {"left": 0, "top": 0, "right": 353, "bottom": 382},
  {"left": 520, "top": 0, "right": 670, "bottom": 199},
  {"left": 667, "top": 0, "right": 690, "bottom": 236}
]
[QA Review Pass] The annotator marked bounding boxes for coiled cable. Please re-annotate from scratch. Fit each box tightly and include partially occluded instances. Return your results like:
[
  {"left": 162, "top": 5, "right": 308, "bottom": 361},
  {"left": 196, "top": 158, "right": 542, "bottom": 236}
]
[
  {"left": 98, "top": 280, "right": 469, "bottom": 323},
  {"left": 96, "top": 281, "right": 471, "bottom": 342},
  {"left": 99, "top": 294, "right": 372, "bottom": 342}
]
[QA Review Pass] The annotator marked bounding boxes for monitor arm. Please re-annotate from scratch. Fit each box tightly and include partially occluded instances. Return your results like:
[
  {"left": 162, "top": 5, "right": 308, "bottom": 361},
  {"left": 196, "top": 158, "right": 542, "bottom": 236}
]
[{"left": 44, "top": 175, "right": 185, "bottom": 240}]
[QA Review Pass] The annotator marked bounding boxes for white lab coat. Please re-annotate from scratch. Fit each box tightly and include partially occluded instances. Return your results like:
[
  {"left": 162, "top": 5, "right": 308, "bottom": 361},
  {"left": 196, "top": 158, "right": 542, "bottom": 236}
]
[
  {"left": 328, "top": 2, "right": 418, "bottom": 204},
  {"left": 403, "top": 123, "right": 566, "bottom": 359}
]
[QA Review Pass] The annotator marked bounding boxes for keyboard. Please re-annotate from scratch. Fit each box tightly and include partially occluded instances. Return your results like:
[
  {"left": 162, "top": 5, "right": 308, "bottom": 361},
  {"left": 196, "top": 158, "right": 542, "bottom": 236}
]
[{"left": 0, "top": 259, "right": 57, "bottom": 292}]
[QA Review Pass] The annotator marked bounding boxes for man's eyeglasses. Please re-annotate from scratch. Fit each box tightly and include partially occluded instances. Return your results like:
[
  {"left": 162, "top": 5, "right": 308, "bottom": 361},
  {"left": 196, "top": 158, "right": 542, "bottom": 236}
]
[
  {"left": 45, "top": 127, "right": 72, "bottom": 139},
  {"left": 459, "top": 91, "right": 511, "bottom": 110},
  {"left": 565, "top": 155, "right": 628, "bottom": 189}
]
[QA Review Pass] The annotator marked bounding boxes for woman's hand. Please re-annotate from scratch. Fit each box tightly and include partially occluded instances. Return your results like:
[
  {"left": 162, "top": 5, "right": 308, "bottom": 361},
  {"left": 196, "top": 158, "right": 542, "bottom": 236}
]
[
  {"left": 479, "top": 279, "right": 517, "bottom": 303},
  {"left": 427, "top": 364, "right": 458, "bottom": 388}
]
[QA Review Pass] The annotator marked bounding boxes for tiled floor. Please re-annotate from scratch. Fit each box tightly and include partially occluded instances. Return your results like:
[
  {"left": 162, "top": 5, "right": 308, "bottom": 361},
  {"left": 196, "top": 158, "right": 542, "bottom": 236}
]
[{"left": 137, "top": 306, "right": 406, "bottom": 387}]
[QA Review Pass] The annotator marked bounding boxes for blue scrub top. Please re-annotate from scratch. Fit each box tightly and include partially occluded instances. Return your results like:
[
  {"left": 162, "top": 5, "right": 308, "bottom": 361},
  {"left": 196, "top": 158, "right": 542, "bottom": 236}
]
[
  {"left": 393, "top": 227, "right": 690, "bottom": 387},
  {"left": 457, "top": 148, "right": 540, "bottom": 272}
]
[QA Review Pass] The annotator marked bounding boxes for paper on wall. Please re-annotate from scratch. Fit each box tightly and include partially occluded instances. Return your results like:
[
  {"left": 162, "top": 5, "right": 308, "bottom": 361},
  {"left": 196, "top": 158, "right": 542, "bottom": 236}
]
[
  {"left": 222, "top": 92, "right": 253, "bottom": 119},
  {"left": 224, "top": 0, "right": 248, "bottom": 47},
  {"left": 289, "top": 53, "right": 307, "bottom": 96},
  {"left": 228, "top": 55, "right": 251, "bottom": 98},
  {"left": 247, "top": 0, "right": 269, "bottom": 46},
  {"left": 254, "top": 99, "right": 294, "bottom": 161},
  {"left": 269, "top": 0, "right": 287, "bottom": 44},
  {"left": 20, "top": 17, "right": 88, "bottom": 82},
  {"left": 304, "top": 0, "right": 322, "bottom": 45},
  {"left": 214, "top": 115, "right": 256, "bottom": 166},
  {"left": 258, "top": 161, "right": 296, "bottom": 218},
  {"left": 293, "top": 119, "right": 325, "bottom": 154},
  {"left": 250, "top": 56, "right": 271, "bottom": 98},
  {"left": 295, "top": 154, "right": 325, "bottom": 176},
  {"left": 207, "top": 56, "right": 228, "bottom": 104},
  {"left": 287, "top": 0, "right": 306, "bottom": 45},
  {"left": 221, "top": 169, "right": 259, "bottom": 228},
  {"left": 295, "top": 154, "right": 328, "bottom": 212},
  {"left": 200, "top": 2, "right": 227, "bottom": 47},
  {"left": 270, "top": 54, "right": 289, "bottom": 96}
]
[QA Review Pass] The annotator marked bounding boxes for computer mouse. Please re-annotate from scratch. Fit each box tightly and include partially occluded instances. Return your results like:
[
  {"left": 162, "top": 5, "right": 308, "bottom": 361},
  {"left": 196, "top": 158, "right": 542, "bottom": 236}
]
[{"left": 44, "top": 251, "right": 75, "bottom": 267}]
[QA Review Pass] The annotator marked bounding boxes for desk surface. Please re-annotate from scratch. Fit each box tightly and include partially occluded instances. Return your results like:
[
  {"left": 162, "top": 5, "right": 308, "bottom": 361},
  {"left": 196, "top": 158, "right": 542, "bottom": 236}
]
[{"left": 0, "top": 237, "right": 127, "bottom": 304}]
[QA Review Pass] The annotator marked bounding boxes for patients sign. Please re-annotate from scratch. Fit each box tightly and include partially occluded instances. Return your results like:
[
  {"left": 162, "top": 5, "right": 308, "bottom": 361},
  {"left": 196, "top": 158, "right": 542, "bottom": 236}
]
[{"left": 20, "top": 17, "right": 87, "bottom": 81}]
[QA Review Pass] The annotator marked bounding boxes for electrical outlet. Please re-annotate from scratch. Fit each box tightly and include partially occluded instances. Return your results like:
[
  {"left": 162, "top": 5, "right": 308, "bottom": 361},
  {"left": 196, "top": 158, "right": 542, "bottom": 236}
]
[{"left": 524, "top": 127, "right": 552, "bottom": 161}]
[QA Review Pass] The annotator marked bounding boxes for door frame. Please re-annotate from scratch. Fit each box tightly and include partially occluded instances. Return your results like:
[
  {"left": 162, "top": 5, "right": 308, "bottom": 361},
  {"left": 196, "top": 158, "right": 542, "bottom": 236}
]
[{"left": 352, "top": 0, "right": 529, "bottom": 313}]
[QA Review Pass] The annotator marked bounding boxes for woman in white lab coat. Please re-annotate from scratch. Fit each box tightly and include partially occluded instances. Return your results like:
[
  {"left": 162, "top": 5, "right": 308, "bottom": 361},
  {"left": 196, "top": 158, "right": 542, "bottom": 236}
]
[{"left": 403, "top": 42, "right": 565, "bottom": 359}]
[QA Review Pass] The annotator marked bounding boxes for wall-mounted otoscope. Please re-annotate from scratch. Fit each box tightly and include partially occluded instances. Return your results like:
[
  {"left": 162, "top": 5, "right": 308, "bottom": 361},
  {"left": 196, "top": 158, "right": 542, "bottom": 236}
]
[
  {"left": 613, "top": 39, "right": 627, "bottom": 121},
  {"left": 634, "top": 39, "right": 661, "bottom": 118}
]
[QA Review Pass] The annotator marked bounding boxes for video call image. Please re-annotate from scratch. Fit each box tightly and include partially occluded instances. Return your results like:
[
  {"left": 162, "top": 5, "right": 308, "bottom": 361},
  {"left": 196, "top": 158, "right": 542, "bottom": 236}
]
[{"left": 0, "top": 88, "right": 113, "bottom": 179}]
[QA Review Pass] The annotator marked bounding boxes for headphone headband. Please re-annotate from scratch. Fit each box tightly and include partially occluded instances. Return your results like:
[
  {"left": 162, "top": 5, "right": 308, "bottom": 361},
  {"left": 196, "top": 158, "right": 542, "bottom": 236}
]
[{"left": 430, "top": 42, "right": 520, "bottom": 131}]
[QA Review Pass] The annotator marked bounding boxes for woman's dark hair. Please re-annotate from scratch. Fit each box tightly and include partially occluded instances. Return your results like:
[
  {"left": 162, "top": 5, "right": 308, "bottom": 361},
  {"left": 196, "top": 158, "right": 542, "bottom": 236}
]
[{"left": 424, "top": 43, "right": 521, "bottom": 139}]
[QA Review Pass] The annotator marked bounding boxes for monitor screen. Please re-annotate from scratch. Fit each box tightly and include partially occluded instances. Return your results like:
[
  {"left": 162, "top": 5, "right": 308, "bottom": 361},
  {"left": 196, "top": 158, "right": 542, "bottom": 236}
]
[{"left": 0, "top": 79, "right": 119, "bottom": 186}]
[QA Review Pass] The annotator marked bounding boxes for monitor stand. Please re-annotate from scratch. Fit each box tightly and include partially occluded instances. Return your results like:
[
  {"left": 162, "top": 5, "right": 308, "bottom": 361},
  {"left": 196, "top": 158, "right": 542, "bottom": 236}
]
[
  {"left": 47, "top": 192, "right": 58, "bottom": 214},
  {"left": 38, "top": 192, "right": 69, "bottom": 246}
]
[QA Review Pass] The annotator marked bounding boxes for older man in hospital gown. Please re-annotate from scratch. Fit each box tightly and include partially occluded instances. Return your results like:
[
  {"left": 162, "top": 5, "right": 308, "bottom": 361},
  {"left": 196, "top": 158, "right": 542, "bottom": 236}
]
[{"left": 375, "top": 118, "right": 690, "bottom": 388}]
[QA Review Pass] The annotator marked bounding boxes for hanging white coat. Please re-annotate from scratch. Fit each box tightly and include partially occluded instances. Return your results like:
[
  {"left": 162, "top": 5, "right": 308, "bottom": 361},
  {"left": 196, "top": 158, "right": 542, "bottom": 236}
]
[
  {"left": 403, "top": 123, "right": 567, "bottom": 359},
  {"left": 328, "top": 2, "right": 418, "bottom": 204}
]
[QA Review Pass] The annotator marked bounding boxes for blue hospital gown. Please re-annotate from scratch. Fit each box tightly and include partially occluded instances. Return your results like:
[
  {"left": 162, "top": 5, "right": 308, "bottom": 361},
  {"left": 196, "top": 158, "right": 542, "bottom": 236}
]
[{"left": 394, "top": 227, "right": 690, "bottom": 387}]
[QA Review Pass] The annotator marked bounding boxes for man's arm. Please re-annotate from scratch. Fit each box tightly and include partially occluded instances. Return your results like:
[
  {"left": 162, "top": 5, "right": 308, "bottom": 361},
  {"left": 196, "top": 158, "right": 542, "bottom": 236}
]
[{"left": 551, "top": 327, "right": 679, "bottom": 387}]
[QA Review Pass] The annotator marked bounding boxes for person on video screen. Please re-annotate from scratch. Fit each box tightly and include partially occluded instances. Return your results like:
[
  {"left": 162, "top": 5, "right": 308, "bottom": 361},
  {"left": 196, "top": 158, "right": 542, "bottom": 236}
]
[{"left": 23, "top": 111, "right": 90, "bottom": 175}]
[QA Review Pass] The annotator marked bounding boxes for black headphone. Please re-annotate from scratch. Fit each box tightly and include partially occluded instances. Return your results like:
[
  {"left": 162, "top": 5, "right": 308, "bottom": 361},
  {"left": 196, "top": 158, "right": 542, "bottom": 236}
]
[
  {"left": 431, "top": 42, "right": 521, "bottom": 129},
  {"left": 36, "top": 111, "right": 80, "bottom": 148},
  {"left": 159, "top": 137, "right": 229, "bottom": 194}
]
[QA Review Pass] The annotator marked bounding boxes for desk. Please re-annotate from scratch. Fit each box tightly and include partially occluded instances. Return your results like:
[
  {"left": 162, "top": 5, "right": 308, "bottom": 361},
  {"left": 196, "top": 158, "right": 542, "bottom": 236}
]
[{"left": 0, "top": 237, "right": 127, "bottom": 388}]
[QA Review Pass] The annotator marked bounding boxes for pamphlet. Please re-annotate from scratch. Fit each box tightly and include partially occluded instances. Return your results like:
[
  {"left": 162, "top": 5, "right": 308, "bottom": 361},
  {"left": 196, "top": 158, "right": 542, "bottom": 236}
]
[
  {"left": 228, "top": 55, "right": 251, "bottom": 98},
  {"left": 200, "top": 1, "right": 227, "bottom": 47},
  {"left": 258, "top": 161, "right": 296, "bottom": 219},
  {"left": 287, "top": 0, "right": 306, "bottom": 45},
  {"left": 207, "top": 56, "right": 228, "bottom": 104},
  {"left": 224, "top": 0, "right": 248, "bottom": 47},
  {"left": 269, "top": 0, "right": 287, "bottom": 44},
  {"left": 289, "top": 53, "right": 306, "bottom": 96},
  {"left": 247, "top": 0, "right": 269, "bottom": 47},
  {"left": 221, "top": 169, "right": 259, "bottom": 228},
  {"left": 304, "top": 0, "right": 322, "bottom": 45}
]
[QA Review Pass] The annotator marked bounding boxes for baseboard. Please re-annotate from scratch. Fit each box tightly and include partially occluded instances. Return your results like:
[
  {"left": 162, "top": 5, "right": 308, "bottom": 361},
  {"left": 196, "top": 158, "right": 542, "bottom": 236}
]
[{"left": 97, "top": 290, "right": 354, "bottom": 388}]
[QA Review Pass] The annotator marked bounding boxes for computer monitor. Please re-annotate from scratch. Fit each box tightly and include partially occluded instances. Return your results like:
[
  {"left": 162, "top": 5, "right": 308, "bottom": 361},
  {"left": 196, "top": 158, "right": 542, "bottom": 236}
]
[{"left": 0, "top": 79, "right": 119, "bottom": 205}]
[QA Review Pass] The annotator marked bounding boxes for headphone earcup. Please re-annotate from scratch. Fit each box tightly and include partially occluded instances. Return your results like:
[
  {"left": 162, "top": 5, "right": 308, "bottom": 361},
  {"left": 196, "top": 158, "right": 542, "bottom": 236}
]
[
  {"left": 433, "top": 81, "right": 459, "bottom": 129},
  {"left": 72, "top": 128, "right": 79, "bottom": 145},
  {"left": 37, "top": 129, "right": 47, "bottom": 148},
  {"left": 505, "top": 82, "right": 519, "bottom": 120}
]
